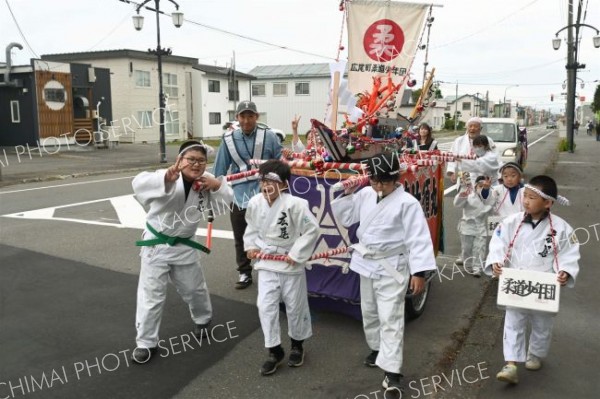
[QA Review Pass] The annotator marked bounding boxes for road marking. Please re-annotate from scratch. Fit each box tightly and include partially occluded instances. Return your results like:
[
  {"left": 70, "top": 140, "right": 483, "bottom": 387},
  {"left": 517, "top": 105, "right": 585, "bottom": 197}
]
[
  {"left": 2, "top": 194, "right": 235, "bottom": 239},
  {"left": 0, "top": 176, "right": 136, "bottom": 195}
]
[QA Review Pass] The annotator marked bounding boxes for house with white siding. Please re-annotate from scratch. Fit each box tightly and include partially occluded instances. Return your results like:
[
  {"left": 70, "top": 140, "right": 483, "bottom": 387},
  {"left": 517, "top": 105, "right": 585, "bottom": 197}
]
[
  {"left": 42, "top": 50, "right": 254, "bottom": 142},
  {"left": 248, "top": 63, "right": 447, "bottom": 134}
]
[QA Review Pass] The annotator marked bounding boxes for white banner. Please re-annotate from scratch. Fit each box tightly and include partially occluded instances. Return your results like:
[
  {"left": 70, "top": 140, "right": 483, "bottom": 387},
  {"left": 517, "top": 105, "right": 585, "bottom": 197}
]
[{"left": 347, "top": 0, "right": 427, "bottom": 95}]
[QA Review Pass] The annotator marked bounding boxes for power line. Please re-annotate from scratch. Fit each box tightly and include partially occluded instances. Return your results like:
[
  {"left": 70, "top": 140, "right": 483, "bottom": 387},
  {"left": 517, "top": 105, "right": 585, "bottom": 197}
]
[{"left": 4, "top": 0, "right": 39, "bottom": 58}]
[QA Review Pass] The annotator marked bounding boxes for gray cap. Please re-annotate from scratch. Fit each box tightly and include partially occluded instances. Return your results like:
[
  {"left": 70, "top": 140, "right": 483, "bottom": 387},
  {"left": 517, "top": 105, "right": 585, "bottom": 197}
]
[{"left": 236, "top": 101, "right": 258, "bottom": 115}]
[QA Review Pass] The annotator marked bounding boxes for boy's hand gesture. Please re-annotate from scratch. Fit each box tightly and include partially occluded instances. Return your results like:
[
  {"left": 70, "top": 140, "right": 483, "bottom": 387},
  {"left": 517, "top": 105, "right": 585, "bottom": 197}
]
[
  {"left": 246, "top": 249, "right": 259, "bottom": 259},
  {"left": 492, "top": 263, "right": 503, "bottom": 277},
  {"left": 165, "top": 156, "right": 184, "bottom": 183},
  {"left": 410, "top": 276, "right": 425, "bottom": 295},
  {"left": 195, "top": 175, "right": 221, "bottom": 192},
  {"left": 557, "top": 270, "right": 569, "bottom": 286},
  {"left": 291, "top": 114, "right": 301, "bottom": 132}
]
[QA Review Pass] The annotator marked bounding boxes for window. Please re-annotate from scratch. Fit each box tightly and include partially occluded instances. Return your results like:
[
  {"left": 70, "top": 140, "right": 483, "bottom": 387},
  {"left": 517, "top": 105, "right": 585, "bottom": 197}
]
[
  {"left": 44, "top": 89, "right": 65, "bottom": 103},
  {"left": 10, "top": 100, "right": 20, "bottom": 123},
  {"left": 295, "top": 82, "right": 310, "bottom": 95},
  {"left": 462, "top": 102, "right": 471, "bottom": 111},
  {"left": 136, "top": 111, "right": 153, "bottom": 128},
  {"left": 208, "top": 80, "right": 220, "bottom": 93},
  {"left": 228, "top": 80, "right": 239, "bottom": 101},
  {"left": 228, "top": 110, "right": 236, "bottom": 121},
  {"left": 163, "top": 73, "right": 178, "bottom": 98},
  {"left": 252, "top": 84, "right": 266, "bottom": 97},
  {"left": 209, "top": 112, "right": 221, "bottom": 125},
  {"left": 273, "top": 82, "right": 287, "bottom": 96},
  {"left": 135, "top": 70, "right": 151, "bottom": 87},
  {"left": 165, "top": 110, "right": 180, "bottom": 134}
]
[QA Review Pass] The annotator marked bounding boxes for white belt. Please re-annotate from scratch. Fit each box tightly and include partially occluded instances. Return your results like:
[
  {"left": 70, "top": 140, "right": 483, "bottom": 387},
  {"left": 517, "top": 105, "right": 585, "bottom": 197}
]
[
  {"left": 256, "top": 237, "right": 290, "bottom": 255},
  {"left": 350, "top": 243, "right": 407, "bottom": 285}
]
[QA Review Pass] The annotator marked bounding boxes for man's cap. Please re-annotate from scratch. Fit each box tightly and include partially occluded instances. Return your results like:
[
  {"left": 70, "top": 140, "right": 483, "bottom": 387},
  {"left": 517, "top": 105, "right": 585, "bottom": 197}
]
[
  {"left": 365, "top": 153, "right": 400, "bottom": 181},
  {"left": 499, "top": 161, "right": 523, "bottom": 175},
  {"left": 236, "top": 101, "right": 258, "bottom": 115}
]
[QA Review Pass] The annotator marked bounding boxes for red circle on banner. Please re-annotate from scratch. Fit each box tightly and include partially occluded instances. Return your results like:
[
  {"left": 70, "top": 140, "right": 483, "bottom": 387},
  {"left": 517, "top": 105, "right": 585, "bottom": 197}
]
[{"left": 363, "top": 19, "right": 405, "bottom": 62}]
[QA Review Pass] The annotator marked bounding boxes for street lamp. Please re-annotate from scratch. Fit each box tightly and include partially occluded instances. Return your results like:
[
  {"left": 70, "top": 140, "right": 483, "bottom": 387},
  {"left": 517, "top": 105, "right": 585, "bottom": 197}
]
[
  {"left": 562, "top": 78, "right": 585, "bottom": 90},
  {"left": 130, "top": 0, "right": 184, "bottom": 163},
  {"left": 552, "top": 3, "right": 599, "bottom": 153},
  {"left": 503, "top": 85, "right": 518, "bottom": 117}
]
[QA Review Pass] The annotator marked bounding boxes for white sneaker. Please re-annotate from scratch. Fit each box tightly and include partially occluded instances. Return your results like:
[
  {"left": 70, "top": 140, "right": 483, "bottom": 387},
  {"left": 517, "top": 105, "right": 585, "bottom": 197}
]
[
  {"left": 525, "top": 354, "right": 542, "bottom": 370},
  {"left": 496, "top": 364, "right": 518, "bottom": 384}
]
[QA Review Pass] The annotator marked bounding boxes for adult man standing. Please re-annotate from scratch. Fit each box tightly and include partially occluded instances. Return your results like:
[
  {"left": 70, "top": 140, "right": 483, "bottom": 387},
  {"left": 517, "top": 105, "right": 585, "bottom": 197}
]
[{"left": 213, "top": 101, "right": 282, "bottom": 289}]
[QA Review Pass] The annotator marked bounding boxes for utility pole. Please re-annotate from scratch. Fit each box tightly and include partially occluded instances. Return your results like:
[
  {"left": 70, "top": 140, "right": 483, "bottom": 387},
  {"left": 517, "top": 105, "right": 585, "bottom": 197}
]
[
  {"left": 565, "top": 0, "right": 575, "bottom": 153},
  {"left": 454, "top": 81, "right": 458, "bottom": 131}
]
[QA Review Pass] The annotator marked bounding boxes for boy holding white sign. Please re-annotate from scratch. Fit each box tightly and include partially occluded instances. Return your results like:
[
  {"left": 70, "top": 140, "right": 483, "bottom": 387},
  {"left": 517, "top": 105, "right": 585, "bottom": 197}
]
[{"left": 484, "top": 175, "right": 580, "bottom": 384}]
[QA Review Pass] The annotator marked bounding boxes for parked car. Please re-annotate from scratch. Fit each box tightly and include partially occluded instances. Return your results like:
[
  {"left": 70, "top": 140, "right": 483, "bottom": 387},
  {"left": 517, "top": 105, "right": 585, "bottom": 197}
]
[
  {"left": 546, "top": 120, "right": 558, "bottom": 129},
  {"left": 480, "top": 117, "right": 527, "bottom": 170},
  {"left": 223, "top": 121, "right": 286, "bottom": 143}
]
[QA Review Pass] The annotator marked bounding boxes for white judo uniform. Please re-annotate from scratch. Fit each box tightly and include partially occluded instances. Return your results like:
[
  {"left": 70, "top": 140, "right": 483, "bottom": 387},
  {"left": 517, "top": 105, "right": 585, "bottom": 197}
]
[
  {"left": 331, "top": 185, "right": 436, "bottom": 374},
  {"left": 485, "top": 211, "right": 580, "bottom": 362},
  {"left": 453, "top": 185, "right": 493, "bottom": 274},
  {"left": 132, "top": 170, "right": 233, "bottom": 349},
  {"left": 244, "top": 192, "right": 319, "bottom": 348},
  {"left": 483, "top": 184, "right": 524, "bottom": 218}
]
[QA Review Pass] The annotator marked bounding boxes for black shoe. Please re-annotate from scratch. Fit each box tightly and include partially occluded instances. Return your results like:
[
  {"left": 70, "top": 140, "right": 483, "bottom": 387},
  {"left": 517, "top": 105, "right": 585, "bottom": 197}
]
[
  {"left": 260, "top": 351, "right": 285, "bottom": 376},
  {"left": 288, "top": 347, "right": 304, "bottom": 367},
  {"left": 382, "top": 372, "right": 404, "bottom": 398},
  {"left": 235, "top": 273, "right": 253, "bottom": 289},
  {"left": 193, "top": 321, "right": 211, "bottom": 339},
  {"left": 364, "top": 350, "right": 379, "bottom": 367},
  {"left": 131, "top": 347, "right": 157, "bottom": 364}
]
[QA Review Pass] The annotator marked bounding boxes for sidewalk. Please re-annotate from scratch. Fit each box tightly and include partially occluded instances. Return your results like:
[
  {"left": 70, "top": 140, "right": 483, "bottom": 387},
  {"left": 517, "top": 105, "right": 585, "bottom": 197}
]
[
  {"left": 0, "top": 143, "right": 183, "bottom": 187},
  {"left": 436, "top": 132, "right": 600, "bottom": 398}
]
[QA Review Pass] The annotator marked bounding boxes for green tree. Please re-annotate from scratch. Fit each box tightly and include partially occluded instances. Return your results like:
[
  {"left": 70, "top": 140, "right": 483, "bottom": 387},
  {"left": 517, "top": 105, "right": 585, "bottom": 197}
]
[{"left": 592, "top": 83, "right": 600, "bottom": 113}]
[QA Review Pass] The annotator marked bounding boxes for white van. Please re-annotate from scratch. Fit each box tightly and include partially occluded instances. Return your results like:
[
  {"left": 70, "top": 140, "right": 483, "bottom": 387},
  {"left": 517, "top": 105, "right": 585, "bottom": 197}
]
[{"left": 480, "top": 117, "right": 527, "bottom": 169}]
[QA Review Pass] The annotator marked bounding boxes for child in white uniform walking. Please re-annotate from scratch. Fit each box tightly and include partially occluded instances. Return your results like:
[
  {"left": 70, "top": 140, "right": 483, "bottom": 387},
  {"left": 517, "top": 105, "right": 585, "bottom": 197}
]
[
  {"left": 244, "top": 160, "right": 319, "bottom": 376},
  {"left": 482, "top": 161, "right": 525, "bottom": 219},
  {"left": 485, "top": 175, "right": 580, "bottom": 384},
  {"left": 454, "top": 175, "right": 493, "bottom": 277},
  {"left": 331, "top": 153, "right": 437, "bottom": 396}
]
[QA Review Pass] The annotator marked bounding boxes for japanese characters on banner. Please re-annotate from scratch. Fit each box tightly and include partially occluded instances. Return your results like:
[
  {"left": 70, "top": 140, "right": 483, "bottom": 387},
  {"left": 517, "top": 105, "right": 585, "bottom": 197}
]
[
  {"left": 497, "top": 268, "right": 561, "bottom": 314},
  {"left": 347, "top": 0, "right": 428, "bottom": 101}
]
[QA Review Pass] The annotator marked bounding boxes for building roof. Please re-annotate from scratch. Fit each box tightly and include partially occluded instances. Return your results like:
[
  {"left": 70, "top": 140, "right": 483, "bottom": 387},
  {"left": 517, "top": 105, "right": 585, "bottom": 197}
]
[
  {"left": 41, "top": 49, "right": 197, "bottom": 65},
  {"left": 192, "top": 63, "right": 255, "bottom": 80},
  {"left": 248, "top": 63, "right": 335, "bottom": 79},
  {"left": 444, "top": 94, "right": 485, "bottom": 103}
]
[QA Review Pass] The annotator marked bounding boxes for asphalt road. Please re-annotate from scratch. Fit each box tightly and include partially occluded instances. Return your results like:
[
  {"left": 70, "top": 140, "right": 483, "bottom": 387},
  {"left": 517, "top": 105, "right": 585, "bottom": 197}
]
[{"left": 1, "top": 127, "right": 584, "bottom": 399}]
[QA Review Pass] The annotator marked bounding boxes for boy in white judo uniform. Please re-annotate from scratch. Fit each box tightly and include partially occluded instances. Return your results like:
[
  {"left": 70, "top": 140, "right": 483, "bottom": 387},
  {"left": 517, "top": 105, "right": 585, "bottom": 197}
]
[
  {"left": 331, "top": 153, "right": 437, "bottom": 396},
  {"left": 485, "top": 175, "right": 580, "bottom": 384},
  {"left": 482, "top": 161, "right": 524, "bottom": 218},
  {"left": 453, "top": 175, "right": 493, "bottom": 277},
  {"left": 131, "top": 140, "right": 233, "bottom": 364},
  {"left": 244, "top": 160, "right": 319, "bottom": 376}
]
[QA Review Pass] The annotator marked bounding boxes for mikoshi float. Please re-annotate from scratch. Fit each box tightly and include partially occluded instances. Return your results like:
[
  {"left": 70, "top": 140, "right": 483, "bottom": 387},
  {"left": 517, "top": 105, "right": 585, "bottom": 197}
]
[{"left": 229, "top": 0, "right": 466, "bottom": 319}]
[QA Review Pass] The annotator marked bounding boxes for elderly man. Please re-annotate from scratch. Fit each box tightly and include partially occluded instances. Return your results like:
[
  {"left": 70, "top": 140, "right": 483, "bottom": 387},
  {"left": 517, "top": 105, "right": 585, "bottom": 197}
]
[
  {"left": 213, "top": 101, "right": 282, "bottom": 289},
  {"left": 446, "top": 117, "right": 497, "bottom": 183}
]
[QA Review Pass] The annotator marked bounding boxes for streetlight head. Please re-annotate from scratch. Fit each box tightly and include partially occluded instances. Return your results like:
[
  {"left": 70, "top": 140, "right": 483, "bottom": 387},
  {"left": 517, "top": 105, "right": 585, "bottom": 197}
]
[
  {"left": 172, "top": 11, "right": 184, "bottom": 28},
  {"left": 132, "top": 14, "right": 144, "bottom": 31},
  {"left": 593, "top": 35, "right": 600, "bottom": 48},
  {"left": 552, "top": 37, "right": 561, "bottom": 50}
]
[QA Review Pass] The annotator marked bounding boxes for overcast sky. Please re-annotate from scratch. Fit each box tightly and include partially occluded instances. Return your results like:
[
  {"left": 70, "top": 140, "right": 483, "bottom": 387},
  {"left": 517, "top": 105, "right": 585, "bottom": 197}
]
[{"left": 2, "top": 0, "right": 599, "bottom": 113}]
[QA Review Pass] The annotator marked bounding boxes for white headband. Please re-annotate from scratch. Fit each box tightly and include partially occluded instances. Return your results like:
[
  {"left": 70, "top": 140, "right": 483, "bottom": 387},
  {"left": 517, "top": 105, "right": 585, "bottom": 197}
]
[
  {"left": 524, "top": 184, "right": 570, "bottom": 206},
  {"left": 179, "top": 143, "right": 207, "bottom": 157},
  {"left": 260, "top": 172, "right": 283, "bottom": 183}
]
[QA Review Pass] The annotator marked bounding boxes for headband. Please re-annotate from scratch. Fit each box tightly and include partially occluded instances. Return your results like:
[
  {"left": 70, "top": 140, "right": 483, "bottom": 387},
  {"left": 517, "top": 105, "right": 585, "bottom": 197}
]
[
  {"left": 524, "top": 184, "right": 570, "bottom": 206},
  {"left": 260, "top": 172, "right": 283, "bottom": 183},
  {"left": 178, "top": 143, "right": 207, "bottom": 157}
]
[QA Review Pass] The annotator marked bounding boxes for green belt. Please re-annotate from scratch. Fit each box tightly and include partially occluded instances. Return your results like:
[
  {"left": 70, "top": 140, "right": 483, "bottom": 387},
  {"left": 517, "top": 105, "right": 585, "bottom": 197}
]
[{"left": 136, "top": 223, "right": 210, "bottom": 254}]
